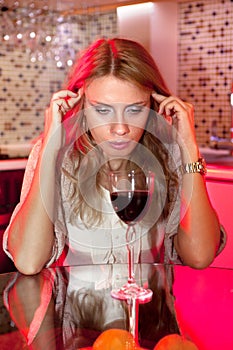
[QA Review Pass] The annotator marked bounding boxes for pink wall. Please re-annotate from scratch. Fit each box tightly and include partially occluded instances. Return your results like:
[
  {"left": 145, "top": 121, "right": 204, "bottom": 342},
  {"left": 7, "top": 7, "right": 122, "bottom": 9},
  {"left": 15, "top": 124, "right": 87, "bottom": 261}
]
[
  {"left": 117, "top": 2, "right": 178, "bottom": 94},
  {"left": 150, "top": 1, "right": 178, "bottom": 94}
]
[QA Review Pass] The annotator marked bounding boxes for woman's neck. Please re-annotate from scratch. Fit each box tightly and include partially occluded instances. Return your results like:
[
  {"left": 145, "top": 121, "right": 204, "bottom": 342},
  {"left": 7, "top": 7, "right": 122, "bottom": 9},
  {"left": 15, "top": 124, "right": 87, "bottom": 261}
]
[{"left": 107, "top": 159, "right": 128, "bottom": 171}]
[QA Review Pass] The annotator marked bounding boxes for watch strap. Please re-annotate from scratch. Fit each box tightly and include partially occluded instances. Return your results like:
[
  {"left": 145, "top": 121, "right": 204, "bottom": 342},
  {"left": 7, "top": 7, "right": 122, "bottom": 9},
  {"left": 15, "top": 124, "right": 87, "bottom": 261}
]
[{"left": 181, "top": 157, "right": 207, "bottom": 175}]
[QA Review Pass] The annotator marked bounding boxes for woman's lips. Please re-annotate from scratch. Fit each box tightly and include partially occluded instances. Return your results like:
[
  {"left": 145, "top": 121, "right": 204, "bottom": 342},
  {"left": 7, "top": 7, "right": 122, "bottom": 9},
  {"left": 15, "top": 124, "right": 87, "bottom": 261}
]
[{"left": 108, "top": 140, "right": 131, "bottom": 150}]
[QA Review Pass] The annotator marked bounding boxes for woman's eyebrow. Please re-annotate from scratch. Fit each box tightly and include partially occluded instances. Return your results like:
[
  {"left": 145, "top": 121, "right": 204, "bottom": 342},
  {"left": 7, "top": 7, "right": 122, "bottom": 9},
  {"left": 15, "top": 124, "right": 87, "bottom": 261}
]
[
  {"left": 86, "top": 99, "right": 149, "bottom": 106},
  {"left": 87, "top": 99, "right": 112, "bottom": 107},
  {"left": 127, "top": 101, "right": 149, "bottom": 107}
]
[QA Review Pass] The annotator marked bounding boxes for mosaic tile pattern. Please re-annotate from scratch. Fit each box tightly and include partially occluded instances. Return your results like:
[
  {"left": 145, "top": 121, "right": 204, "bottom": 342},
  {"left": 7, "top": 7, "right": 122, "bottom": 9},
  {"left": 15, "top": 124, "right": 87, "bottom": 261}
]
[
  {"left": 0, "top": 10, "right": 117, "bottom": 144},
  {"left": 178, "top": 0, "right": 233, "bottom": 147}
]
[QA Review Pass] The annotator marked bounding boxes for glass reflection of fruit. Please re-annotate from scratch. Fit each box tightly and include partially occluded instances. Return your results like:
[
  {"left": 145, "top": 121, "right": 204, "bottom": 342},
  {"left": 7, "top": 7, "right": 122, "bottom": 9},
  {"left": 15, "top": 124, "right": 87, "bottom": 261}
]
[{"left": 93, "top": 329, "right": 144, "bottom": 350}]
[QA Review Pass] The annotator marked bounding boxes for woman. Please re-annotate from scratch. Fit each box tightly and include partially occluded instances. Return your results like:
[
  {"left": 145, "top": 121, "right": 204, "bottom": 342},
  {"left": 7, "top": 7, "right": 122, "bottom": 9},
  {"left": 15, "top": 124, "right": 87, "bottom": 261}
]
[{"left": 3, "top": 38, "right": 225, "bottom": 275}]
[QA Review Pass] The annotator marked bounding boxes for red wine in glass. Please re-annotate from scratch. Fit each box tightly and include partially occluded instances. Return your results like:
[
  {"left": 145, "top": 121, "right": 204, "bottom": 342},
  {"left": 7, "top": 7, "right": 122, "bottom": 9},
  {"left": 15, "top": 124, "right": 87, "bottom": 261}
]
[
  {"left": 109, "top": 170, "right": 154, "bottom": 304},
  {"left": 110, "top": 190, "right": 149, "bottom": 225}
]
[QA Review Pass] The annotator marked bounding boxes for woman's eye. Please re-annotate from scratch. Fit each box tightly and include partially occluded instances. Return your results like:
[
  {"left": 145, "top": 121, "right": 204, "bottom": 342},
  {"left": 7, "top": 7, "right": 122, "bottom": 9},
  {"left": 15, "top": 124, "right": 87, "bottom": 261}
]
[
  {"left": 95, "top": 106, "right": 112, "bottom": 115},
  {"left": 126, "top": 106, "right": 144, "bottom": 114}
]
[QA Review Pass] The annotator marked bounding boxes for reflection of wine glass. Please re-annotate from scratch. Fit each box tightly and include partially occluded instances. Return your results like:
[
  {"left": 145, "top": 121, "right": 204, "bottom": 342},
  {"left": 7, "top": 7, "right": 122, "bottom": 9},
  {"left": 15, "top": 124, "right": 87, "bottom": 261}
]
[{"left": 109, "top": 169, "right": 154, "bottom": 303}]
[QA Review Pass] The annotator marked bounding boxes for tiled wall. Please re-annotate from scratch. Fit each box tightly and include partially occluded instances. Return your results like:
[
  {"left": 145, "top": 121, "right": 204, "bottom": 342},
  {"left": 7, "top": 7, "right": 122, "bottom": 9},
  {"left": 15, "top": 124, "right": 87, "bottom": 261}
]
[
  {"left": 0, "top": 10, "right": 117, "bottom": 144},
  {"left": 178, "top": 0, "right": 233, "bottom": 146}
]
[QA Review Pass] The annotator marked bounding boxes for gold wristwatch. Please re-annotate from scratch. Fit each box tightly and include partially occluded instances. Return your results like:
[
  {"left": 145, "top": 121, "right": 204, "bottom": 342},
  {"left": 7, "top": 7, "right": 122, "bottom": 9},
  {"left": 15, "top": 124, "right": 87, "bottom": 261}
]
[{"left": 181, "top": 157, "right": 207, "bottom": 175}]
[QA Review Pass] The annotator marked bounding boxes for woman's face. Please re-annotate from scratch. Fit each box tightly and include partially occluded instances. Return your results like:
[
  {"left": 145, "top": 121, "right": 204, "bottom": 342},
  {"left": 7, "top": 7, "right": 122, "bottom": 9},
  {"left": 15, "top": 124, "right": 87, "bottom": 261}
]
[{"left": 84, "top": 76, "right": 151, "bottom": 161}]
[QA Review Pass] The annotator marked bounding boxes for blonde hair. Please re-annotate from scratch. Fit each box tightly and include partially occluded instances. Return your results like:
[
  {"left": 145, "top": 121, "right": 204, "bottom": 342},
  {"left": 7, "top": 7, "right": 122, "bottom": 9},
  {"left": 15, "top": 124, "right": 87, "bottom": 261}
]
[{"left": 61, "top": 38, "right": 178, "bottom": 227}]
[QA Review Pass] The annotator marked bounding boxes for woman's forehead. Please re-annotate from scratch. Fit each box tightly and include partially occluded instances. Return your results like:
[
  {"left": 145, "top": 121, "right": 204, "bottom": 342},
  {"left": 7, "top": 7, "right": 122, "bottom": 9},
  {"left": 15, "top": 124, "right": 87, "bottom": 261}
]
[{"left": 84, "top": 76, "right": 151, "bottom": 104}]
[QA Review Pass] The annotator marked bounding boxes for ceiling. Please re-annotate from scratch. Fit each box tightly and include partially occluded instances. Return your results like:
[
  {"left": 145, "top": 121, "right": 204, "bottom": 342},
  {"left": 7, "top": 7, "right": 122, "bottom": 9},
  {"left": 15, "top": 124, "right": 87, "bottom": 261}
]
[
  {"left": 1, "top": 0, "right": 157, "bottom": 12},
  {"left": 1, "top": 1, "right": 188, "bottom": 15},
  {"left": 45, "top": 0, "right": 151, "bottom": 11},
  {"left": 54, "top": 0, "right": 156, "bottom": 12}
]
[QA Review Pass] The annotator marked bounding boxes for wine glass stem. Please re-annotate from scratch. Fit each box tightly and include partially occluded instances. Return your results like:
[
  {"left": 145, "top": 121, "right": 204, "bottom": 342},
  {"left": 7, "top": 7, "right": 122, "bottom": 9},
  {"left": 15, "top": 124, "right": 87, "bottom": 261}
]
[{"left": 126, "top": 225, "right": 136, "bottom": 284}]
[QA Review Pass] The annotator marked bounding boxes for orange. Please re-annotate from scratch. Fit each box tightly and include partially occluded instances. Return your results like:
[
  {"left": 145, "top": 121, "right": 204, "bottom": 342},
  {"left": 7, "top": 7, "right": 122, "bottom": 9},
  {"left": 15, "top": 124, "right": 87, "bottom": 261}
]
[
  {"left": 93, "top": 329, "right": 144, "bottom": 350},
  {"left": 154, "top": 334, "right": 198, "bottom": 350}
]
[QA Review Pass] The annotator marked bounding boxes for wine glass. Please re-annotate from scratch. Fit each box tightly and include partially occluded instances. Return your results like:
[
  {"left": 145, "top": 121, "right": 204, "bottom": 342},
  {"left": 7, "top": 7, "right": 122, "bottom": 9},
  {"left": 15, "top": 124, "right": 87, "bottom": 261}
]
[{"left": 109, "top": 168, "right": 154, "bottom": 303}]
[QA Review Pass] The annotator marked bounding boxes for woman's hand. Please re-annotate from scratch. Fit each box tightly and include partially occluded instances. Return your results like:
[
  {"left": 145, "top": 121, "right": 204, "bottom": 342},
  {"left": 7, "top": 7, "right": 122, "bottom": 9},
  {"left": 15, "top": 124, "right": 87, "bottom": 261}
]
[
  {"left": 43, "top": 90, "right": 81, "bottom": 150},
  {"left": 152, "top": 92, "right": 199, "bottom": 160}
]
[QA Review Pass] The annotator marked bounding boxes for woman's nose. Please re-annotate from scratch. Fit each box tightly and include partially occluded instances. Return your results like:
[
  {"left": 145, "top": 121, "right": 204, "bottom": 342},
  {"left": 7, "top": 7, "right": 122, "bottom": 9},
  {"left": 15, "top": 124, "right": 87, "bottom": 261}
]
[{"left": 110, "top": 122, "right": 130, "bottom": 135}]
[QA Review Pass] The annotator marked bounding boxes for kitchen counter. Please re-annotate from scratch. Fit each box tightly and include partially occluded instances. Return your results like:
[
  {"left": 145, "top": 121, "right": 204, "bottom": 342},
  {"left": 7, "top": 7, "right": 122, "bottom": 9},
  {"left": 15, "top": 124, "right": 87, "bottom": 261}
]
[
  {"left": 0, "top": 158, "right": 28, "bottom": 171},
  {"left": 206, "top": 164, "right": 233, "bottom": 182},
  {"left": 1, "top": 264, "right": 233, "bottom": 349}
]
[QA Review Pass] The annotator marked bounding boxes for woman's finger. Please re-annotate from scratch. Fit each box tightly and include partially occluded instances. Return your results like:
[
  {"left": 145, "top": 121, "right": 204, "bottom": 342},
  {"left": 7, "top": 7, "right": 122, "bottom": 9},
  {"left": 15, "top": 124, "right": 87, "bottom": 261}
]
[
  {"left": 50, "top": 90, "right": 82, "bottom": 118},
  {"left": 151, "top": 91, "right": 167, "bottom": 103},
  {"left": 152, "top": 92, "right": 191, "bottom": 115},
  {"left": 52, "top": 89, "right": 79, "bottom": 101}
]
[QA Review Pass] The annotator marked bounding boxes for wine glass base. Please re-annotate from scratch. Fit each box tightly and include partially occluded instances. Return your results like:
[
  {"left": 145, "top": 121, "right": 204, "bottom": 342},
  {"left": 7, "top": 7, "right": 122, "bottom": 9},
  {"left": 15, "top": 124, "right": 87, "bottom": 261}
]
[{"left": 111, "top": 283, "right": 153, "bottom": 304}]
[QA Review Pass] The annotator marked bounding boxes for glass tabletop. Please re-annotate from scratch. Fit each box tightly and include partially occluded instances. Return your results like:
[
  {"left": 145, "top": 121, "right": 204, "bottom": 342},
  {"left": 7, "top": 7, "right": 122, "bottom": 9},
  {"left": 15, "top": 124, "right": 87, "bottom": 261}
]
[{"left": 0, "top": 263, "right": 232, "bottom": 349}]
